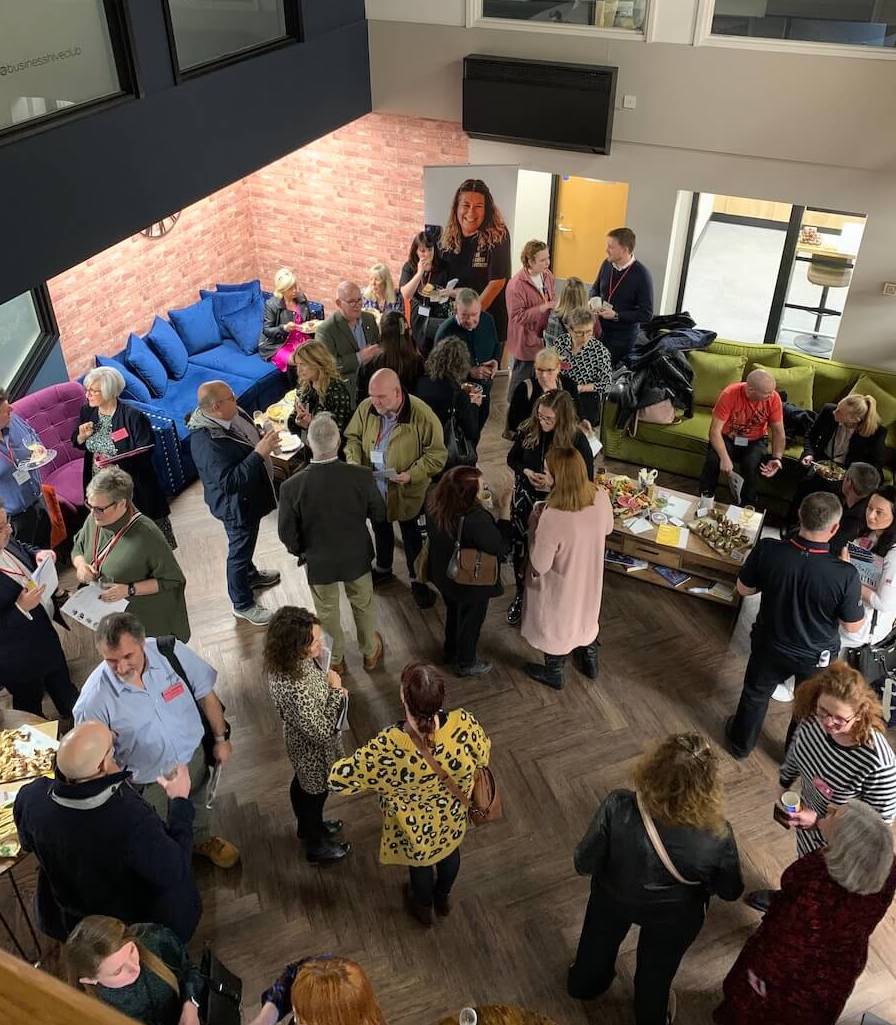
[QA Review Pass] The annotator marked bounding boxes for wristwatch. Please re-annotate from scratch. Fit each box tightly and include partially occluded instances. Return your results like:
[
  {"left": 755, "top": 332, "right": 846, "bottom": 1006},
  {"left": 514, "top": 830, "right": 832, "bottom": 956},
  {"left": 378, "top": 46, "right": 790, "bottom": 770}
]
[
  {"left": 214, "top": 724, "right": 231, "bottom": 743},
  {"left": 127, "top": 583, "right": 137, "bottom": 598}
]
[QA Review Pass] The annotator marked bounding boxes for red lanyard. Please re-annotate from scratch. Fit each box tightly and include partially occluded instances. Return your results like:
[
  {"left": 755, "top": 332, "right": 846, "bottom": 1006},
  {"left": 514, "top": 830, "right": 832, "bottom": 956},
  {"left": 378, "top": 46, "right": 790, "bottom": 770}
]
[
  {"left": 91, "top": 512, "right": 141, "bottom": 572},
  {"left": 0, "top": 552, "right": 34, "bottom": 587},
  {"left": 789, "top": 538, "right": 829, "bottom": 555},
  {"left": 606, "top": 263, "right": 634, "bottom": 303}
]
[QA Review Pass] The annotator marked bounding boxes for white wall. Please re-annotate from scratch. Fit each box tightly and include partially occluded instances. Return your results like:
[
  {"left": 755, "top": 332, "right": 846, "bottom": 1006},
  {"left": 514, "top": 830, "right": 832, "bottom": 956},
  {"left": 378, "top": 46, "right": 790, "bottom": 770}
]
[{"left": 367, "top": 18, "right": 896, "bottom": 368}]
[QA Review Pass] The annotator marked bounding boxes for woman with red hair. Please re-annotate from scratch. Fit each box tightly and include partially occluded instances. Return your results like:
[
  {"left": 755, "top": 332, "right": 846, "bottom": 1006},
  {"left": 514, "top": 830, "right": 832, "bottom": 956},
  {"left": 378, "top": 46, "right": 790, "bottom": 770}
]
[{"left": 248, "top": 955, "right": 385, "bottom": 1025}]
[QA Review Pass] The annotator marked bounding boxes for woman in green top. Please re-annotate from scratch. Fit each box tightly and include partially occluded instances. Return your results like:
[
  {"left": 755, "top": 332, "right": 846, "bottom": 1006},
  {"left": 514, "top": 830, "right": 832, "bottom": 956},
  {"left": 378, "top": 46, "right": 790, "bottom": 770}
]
[
  {"left": 72, "top": 466, "right": 190, "bottom": 642},
  {"left": 66, "top": 915, "right": 204, "bottom": 1025}
]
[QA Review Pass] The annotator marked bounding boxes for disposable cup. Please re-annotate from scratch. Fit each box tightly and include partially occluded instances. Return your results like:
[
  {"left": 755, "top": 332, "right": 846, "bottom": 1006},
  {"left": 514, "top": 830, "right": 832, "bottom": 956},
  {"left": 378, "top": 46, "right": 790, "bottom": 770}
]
[{"left": 781, "top": 791, "right": 801, "bottom": 814}]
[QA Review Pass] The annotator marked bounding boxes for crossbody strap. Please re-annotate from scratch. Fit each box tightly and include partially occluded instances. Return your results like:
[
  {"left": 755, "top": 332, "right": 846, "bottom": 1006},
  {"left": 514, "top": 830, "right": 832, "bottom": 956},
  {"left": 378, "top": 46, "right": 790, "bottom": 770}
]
[
  {"left": 635, "top": 790, "right": 700, "bottom": 887},
  {"left": 454, "top": 515, "right": 465, "bottom": 550},
  {"left": 406, "top": 723, "right": 470, "bottom": 809},
  {"left": 156, "top": 634, "right": 200, "bottom": 712}
]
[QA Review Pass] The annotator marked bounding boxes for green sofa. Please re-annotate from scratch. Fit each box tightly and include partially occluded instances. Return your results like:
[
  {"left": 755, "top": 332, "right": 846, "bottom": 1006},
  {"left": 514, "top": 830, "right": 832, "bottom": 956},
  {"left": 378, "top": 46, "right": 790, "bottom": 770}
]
[{"left": 603, "top": 339, "right": 896, "bottom": 512}]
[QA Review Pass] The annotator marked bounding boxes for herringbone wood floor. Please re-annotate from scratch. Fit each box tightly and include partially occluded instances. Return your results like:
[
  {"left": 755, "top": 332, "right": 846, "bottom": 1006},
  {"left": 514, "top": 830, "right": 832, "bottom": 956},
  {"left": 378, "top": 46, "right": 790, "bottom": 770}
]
[{"left": 4, "top": 386, "right": 896, "bottom": 1025}]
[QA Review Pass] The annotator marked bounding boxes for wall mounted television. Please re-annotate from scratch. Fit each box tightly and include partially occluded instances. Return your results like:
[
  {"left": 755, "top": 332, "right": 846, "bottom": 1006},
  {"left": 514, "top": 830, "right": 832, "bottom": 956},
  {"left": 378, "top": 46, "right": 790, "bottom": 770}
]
[{"left": 463, "top": 54, "right": 618, "bottom": 155}]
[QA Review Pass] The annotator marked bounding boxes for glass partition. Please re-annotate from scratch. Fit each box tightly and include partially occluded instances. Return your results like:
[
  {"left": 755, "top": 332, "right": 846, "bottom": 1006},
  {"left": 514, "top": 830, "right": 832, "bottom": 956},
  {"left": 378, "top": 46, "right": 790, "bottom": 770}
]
[
  {"left": 165, "top": 0, "right": 289, "bottom": 72},
  {"left": 480, "top": 0, "right": 647, "bottom": 31}
]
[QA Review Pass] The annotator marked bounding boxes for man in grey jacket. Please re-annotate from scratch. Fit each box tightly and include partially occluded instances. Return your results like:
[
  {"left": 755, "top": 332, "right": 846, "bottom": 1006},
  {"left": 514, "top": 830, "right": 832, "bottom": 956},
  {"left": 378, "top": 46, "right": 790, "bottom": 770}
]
[{"left": 278, "top": 413, "right": 386, "bottom": 673}]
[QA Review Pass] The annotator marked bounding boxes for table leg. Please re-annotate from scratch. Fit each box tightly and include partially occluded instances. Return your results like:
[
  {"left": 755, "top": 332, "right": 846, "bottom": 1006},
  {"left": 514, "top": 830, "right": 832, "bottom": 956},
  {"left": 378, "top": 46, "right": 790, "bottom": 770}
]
[{"left": 1, "top": 869, "right": 42, "bottom": 964}]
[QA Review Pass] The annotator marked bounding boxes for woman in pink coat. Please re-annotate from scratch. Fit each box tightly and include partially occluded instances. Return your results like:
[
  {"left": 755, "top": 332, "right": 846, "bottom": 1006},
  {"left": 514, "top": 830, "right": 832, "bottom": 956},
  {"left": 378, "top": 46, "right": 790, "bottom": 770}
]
[
  {"left": 505, "top": 240, "right": 557, "bottom": 401},
  {"left": 521, "top": 446, "right": 613, "bottom": 689}
]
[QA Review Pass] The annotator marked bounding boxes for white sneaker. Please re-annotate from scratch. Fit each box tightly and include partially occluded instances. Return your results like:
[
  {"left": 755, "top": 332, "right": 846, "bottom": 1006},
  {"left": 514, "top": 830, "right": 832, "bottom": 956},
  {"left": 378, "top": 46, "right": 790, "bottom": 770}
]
[
  {"left": 771, "top": 681, "right": 795, "bottom": 702},
  {"left": 232, "top": 604, "right": 272, "bottom": 626}
]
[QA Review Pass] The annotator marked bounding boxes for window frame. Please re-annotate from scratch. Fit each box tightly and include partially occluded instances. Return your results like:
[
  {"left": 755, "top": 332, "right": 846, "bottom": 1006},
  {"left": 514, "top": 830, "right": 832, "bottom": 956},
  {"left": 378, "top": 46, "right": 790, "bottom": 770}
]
[
  {"left": 465, "top": 0, "right": 655, "bottom": 41},
  {"left": 161, "top": 0, "right": 302, "bottom": 82},
  {"left": 3, "top": 286, "right": 61, "bottom": 400},
  {"left": 0, "top": 0, "right": 139, "bottom": 144},
  {"left": 694, "top": 0, "right": 896, "bottom": 61}
]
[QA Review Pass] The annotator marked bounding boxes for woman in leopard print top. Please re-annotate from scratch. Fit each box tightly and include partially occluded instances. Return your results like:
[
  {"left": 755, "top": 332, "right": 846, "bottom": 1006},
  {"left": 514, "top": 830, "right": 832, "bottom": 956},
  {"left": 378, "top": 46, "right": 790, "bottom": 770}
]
[{"left": 265, "top": 607, "right": 350, "bottom": 865}]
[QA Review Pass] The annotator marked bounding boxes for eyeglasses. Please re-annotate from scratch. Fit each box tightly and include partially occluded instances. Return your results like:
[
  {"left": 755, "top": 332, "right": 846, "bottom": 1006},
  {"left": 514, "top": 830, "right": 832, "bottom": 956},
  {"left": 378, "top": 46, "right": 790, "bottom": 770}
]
[
  {"left": 341, "top": 297, "right": 363, "bottom": 306},
  {"left": 816, "top": 707, "right": 857, "bottom": 729},
  {"left": 87, "top": 499, "right": 122, "bottom": 513},
  {"left": 85, "top": 387, "right": 103, "bottom": 396}
]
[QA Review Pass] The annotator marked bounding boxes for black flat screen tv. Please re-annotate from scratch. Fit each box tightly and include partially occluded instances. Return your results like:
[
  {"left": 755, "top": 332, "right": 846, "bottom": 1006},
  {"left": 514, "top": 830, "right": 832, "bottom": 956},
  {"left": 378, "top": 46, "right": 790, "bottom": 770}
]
[{"left": 463, "top": 54, "right": 617, "bottom": 154}]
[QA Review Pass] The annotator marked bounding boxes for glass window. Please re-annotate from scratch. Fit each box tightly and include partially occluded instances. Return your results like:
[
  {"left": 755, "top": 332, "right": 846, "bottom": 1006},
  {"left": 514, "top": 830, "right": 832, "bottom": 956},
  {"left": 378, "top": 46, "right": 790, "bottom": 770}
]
[
  {"left": 165, "top": 0, "right": 288, "bottom": 72},
  {"left": 0, "top": 293, "right": 43, "bottom": 387},
  {"left": 711, "top": 0, "right": 896, "bottom": 49},
  {"left": 481, "top": 0, "right": 646, "bottom": 31},
  {"left": 0, "top": 0, "right": 125, "bottom": 133}
]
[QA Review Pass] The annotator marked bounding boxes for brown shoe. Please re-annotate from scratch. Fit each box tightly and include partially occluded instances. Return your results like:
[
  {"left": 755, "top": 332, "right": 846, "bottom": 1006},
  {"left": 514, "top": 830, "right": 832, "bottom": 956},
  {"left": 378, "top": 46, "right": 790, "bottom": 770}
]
[
  {"left": 330, "top": 658, "right": 346, "bottom": 676},
  {"left": 363, "top": 632, "right": 384, "bottom": 671},
  {"left": 193, "top": 836, "right": 240, "bottom": 869},
  {"left": 404, "top": 884, "right": 433, "bottom": 926}
]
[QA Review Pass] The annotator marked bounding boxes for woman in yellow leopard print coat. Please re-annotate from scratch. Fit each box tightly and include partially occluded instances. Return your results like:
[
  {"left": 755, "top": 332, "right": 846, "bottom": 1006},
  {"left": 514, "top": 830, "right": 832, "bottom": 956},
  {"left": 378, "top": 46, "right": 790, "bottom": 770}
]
[{"left": 329, "top": 662, "right": 491, "bottom": 924}]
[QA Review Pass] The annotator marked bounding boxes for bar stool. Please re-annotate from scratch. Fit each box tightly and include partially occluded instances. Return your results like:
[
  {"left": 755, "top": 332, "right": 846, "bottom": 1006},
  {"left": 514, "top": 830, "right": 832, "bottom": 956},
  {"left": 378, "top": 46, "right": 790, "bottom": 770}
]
[{"left": 792, "top": 254, "right": 852, "bottom": 356}]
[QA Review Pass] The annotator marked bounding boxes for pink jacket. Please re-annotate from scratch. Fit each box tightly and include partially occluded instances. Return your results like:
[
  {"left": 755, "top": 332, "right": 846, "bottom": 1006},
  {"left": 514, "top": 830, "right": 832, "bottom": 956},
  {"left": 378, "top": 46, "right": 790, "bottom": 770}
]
[{"left": 505, "top": 267, "right": 556, "bottom": 361}]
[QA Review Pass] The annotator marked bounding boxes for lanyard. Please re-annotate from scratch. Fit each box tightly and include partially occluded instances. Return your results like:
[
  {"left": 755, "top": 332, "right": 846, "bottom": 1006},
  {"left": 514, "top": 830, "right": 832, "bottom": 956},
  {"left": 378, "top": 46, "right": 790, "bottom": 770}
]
[
  {"left": 789, "top": 538, "right": 829, "bottom": 556},
  {"left": 0, "top": 552, "right": 35, "bottom": 588},
  {"left": 1, "top": 438, "right": 16, "bottom": 467},
  {"left": 92, "top": 512, "right": 142, "bottom": 572},
  {"left": 606, "top": 263, "right": 634, "bottom": 303}
]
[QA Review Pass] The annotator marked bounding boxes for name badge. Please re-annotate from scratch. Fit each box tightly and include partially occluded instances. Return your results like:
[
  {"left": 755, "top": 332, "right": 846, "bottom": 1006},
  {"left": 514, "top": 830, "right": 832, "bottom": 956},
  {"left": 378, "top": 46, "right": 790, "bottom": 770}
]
[
  {"left": 813, "top": 776, "right": 834, "bottom": 800},
  {"left": 13, "top": 468, "right": 30, "bottom": 485},
  {"left": 371, "top": 449, "right": 384, "bottom": 469},
  {"left": 418, "top": 306, "right": 431, "bottom": 318},
  {"left": 733, "top": 435, "right": 749, "bottom": 447},
  {"left": 161, "top": 681, "right": 185, "bottom": 703},
  {"left": 110, "top": 427, "right": 129, "bottom": 442}
]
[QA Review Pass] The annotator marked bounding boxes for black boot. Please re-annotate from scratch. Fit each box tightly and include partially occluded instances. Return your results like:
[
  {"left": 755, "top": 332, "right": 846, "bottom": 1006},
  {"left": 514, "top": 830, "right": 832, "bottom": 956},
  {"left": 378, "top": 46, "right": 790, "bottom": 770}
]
[
  {"left": 306, "top": 839, "right": 351, "bottom": 864},
  {"left": 524, "top": 653, "right": 566, "bottom": 690},
  {"left": 574, "top": 641, "right": 600, "bottom": 679},
  {"left": 506, "top": 591, "right": 523, "bottom": 626}
]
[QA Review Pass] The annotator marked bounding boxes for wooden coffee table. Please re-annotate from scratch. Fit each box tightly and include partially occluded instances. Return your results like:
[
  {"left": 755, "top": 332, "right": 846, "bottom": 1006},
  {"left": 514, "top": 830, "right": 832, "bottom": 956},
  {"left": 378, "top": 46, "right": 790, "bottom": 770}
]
[{"left": 603, "top": 479, "right": 765, "bottom": 609}]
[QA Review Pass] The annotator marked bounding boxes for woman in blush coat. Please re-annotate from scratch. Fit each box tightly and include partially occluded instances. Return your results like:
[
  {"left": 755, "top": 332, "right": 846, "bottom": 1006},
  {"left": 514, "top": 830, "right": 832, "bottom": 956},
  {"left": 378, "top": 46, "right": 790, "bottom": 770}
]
[{"left": 521, "top": 446, "right": 613, "bottom": 690}]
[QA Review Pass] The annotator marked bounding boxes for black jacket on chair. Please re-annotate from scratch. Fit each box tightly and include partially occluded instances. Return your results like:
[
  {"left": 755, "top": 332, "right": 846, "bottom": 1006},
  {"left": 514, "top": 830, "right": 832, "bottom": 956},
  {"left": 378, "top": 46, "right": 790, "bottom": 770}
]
[
  {"left": 277, "top": 460, "right": 385, "bottom": 585},
  {"left": 425, "top": 504, "right": 512, "bottom": 602},
  {"left": 575, "top": 789, "right": 744, "bottom": 911},
  {"left": 801, "top": 403, "right": 887, "bottom": 470},
  {"left": 259, "top": 294, "right": 312, "bottom": 360},
  {"left": 72, "top": 402, "right": 169, "bottom": 520},
  {"left": 14, "top": 770, "right": 200, "bottom": 942}
]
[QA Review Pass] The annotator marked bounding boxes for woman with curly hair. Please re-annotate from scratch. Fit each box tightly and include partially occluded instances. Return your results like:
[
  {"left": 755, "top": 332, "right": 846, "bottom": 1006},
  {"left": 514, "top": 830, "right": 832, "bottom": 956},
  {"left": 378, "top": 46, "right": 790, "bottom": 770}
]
[
  {"left": 264, "top": 606, "right": 351, "bottom": 865},
  {"left": 288, "top": 341, "right": 355, "bottom": 440},
  {"left": 329, "top": 663, "right": 491, "bottom": 926},
  {"left": 249, "top": 956, "right": 385, "bottom": 1025},
  {"left": 568, "top": 733, "right": 743, "bottom": 1025},
  {"left": 356, "top": 310, "right": 424, "bottom": 402},
  {"left": 439, "top": 178, "right": 512, "bottom": 339},
  {"left": 416, "top": 336, "right": 483, "bottom": 468},
  {"left": 505, "top": 389, "right": 593, "bottom": 626}
]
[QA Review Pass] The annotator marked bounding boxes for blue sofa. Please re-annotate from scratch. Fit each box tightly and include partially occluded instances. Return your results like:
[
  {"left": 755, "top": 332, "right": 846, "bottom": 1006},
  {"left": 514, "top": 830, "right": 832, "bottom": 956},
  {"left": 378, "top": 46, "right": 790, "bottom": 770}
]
[{"left": 92, "top": 280, "right": 322, "bottom": 495}]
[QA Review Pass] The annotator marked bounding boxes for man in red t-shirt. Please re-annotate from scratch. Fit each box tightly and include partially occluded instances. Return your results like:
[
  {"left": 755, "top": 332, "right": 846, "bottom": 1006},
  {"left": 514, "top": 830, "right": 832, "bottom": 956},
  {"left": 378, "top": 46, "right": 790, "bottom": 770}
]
[{"left": 698, "top": 369, "right": 786, "bottom": 506}]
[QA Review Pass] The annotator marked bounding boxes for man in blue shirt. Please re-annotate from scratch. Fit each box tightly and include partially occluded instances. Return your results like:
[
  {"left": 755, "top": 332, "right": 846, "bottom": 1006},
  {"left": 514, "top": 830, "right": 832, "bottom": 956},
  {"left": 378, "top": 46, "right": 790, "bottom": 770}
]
[
  {"left": 434, "top": 288, "right": 500, "bottom": 428},
  {"left": 0, "top": 386, "right": 51, "bottom": 547},
  {"left": 74, "top": 611, "right": 239, "bottom": 869}
]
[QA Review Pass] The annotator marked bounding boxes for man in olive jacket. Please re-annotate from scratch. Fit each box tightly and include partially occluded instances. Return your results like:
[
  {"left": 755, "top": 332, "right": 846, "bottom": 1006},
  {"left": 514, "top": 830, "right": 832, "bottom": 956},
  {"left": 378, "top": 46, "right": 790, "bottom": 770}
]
[
  {"left": 344, "top": 368, "right": 446, "bottom": 608},
  {"left": 315, "top": 280, "right": 381, "bottom": 403}
]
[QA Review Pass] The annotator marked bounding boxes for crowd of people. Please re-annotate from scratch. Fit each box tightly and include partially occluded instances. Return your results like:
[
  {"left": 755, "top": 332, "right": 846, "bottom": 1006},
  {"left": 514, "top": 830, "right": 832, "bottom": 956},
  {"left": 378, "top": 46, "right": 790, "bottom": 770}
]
[{"left": 2, "top": 215, "right": 896, "bottom": 1025}]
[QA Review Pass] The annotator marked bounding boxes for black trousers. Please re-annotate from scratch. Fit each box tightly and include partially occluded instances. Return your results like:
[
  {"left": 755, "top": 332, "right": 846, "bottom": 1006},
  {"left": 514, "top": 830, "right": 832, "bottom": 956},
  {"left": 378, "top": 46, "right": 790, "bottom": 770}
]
[
  {"left": 728, "top": 646, "right": 818, "bottom": 757},
  {"left": 408, "top": 846, "right": 461, "bottom": 906},
  {"left": 372, "top": 517, "right": 423, "bottom": 580},
  {"left": 442, "top": 597, "right": 489, "bottom": 667},
  {"left": 289, "top": 775, "right": 328, "bottom": 849},
  {"left": 11, "top": 498, "right": 51, "bottom": 549},
  {"left": 7, "top": 646, "right": 78, "bottom": 719},
  {"left": 697, "top": 436, "right": 767, "bottom": 506},
  {"left": 567, "top": 887, "right": 705, "bottom": 1025}
]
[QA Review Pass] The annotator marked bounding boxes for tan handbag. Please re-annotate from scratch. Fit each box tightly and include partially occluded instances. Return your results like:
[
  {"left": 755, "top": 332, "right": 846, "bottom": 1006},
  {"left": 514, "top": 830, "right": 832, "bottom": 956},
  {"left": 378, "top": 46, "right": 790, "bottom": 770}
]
[
  {"left": 407, "top": 723, "right": 502, "bottom": 825},
  {"left": 446, "top": 514, "right": 499, "bottom": 587},
  {"left": 635, "top": 791, "right": 700, "bottom": 886}
]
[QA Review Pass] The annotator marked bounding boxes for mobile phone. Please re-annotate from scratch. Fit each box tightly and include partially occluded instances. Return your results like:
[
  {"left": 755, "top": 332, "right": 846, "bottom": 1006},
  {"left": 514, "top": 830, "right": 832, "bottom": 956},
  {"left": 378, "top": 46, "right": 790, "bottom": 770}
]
[{"left": 772, "top": 803, "right": 792, "bottom": 829}]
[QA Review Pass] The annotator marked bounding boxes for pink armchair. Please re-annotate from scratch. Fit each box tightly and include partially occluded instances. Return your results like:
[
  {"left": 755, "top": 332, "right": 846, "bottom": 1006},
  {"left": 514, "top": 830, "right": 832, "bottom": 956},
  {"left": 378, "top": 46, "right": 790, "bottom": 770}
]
[{"left": 13, "top": 382, "right": 86, "bottom": 511}]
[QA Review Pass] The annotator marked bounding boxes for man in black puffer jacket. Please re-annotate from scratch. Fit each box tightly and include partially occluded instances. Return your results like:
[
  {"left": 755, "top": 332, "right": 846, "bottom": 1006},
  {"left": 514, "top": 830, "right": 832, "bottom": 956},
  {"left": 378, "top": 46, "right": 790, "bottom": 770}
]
[{"left": 14, "top": 720, "right": 200, "bottom": 942}]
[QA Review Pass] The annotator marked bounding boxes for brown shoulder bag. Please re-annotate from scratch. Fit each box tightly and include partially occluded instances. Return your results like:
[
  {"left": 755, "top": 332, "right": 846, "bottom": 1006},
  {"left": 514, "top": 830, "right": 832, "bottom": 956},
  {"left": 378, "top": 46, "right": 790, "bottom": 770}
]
[
  {"left": 446, "top": 514, "right": 499, "bottom": 587},
  {"left": 407, "top": 722, "right": 502, "bottom": 826}
]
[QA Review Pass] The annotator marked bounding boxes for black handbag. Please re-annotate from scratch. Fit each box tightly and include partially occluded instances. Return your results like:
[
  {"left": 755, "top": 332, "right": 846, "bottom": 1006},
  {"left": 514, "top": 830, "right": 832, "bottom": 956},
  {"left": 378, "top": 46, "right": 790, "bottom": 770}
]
[
  {"left": 845, "top": 615, "right": 896, "bottom": 727},
  {"left": 444, "top": 395, "right": 476, "bottom": 470},
  {"left": 200, "top": 948, "right": 242, "bottom": 1025},
  {"left": 157, "top": 635, "right": 230, "bottom": 767}
]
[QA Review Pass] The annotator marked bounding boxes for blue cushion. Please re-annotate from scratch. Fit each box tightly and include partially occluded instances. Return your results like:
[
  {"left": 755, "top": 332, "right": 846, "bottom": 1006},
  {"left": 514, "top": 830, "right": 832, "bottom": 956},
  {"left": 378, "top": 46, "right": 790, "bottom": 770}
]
[
  {"left": 168, "top": 297, "right": 221, "bottom": 356},
  {"left": 163, "top": 365, "right": 256, "bottom": 439},
  {"left": 124, "top": 333, "right": 169, "bottom": 398},
  {"left": 220, "top": 296, "right": 264, "bottom": 355},
  {"left": 199, "top": 288, "right": 254, "bottom": 339},
  {"left": 189, "top": 340, "right": 277, "bottom": 379},
  {"left": 216, "top": 279, "right": 262, "bottom": 299},
  {"left": 145, "top": 316, "right": 189, "bottom": 380},
  {"left": 96, "top": 354, "right": 152, "bottom": 404}
]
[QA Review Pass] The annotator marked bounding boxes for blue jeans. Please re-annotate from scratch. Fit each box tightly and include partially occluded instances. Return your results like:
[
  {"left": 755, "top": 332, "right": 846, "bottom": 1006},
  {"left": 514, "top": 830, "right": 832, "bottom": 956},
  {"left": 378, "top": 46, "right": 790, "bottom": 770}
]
[{"left": 223, "top": 518, "right": 261, "bottom": 610}]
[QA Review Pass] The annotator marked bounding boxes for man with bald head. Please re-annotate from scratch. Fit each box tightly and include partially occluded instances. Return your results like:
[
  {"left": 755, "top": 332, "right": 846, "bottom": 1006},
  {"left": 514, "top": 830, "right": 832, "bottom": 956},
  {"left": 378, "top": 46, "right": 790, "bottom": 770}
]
[
  {"left": 344, "top": 367, "right": 446, "bottom": 608},
  {"left": 13, "top": 720, "right": 200, "bottom": 942},
  {"left": 698, "top": 368, "right": 785, "bottom": 506},
  {"left": 188, "top": 380, "right": 280, "bottom": 626},
  {"left": 315, "top": 280, "right": 381, "bottom": 402}
]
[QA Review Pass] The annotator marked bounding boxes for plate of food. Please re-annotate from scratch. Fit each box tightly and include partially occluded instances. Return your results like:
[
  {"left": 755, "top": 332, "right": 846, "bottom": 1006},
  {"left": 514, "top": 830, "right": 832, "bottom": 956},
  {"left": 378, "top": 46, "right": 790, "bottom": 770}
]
[
  {"left": 690, "top": 509, "right": 752, "bottom": 560},
  {"left": 16, "top": 443, "right": 57, "bottom": 471},
  {"left": 0, "top": 791, "right": 19, "bottom": 859},
  {"left": 299, "top": 319, "right": 322, "bottom": 335},
  {"left": 813, "top": 461, "right": 846, "bottom": 482},
  {"left": 606, "top": 476, "right": 655, "bottom": 517},
  {"left": 277, "top": 431, "right": 303, "bottom": 454},
  {"left": 0, "top": 725, "right": 58, "bottom": 786},
  {"left": 265, "top": 402, "right": 289, "bottom": 424},
  {"left": 419, "top": 283, "right": 450, "bottom": 304}
]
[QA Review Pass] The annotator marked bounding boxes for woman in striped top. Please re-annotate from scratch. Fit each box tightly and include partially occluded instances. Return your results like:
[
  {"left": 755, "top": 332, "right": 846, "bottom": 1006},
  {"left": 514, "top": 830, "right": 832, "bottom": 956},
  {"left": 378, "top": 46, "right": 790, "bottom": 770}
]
[{"left": 780, "top": 662, "right": 896, "bottom": 857}]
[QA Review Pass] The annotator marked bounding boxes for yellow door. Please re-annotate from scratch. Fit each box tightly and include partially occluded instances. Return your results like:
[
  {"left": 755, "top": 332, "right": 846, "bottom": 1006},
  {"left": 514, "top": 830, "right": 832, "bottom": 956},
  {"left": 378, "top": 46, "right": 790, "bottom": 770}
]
[{"left": 552, "top": 177, "right": 630, "bottom": 282}]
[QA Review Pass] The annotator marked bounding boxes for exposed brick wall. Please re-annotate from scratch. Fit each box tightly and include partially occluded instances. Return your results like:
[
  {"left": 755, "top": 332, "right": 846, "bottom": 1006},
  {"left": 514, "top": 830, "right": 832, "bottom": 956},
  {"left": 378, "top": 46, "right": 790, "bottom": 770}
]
[
  {"left": 249, "top": 113, "right": 469, "bottom": 306},
  {"left": 48, "top": 113, "right": 469, "bottom": 377}
]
